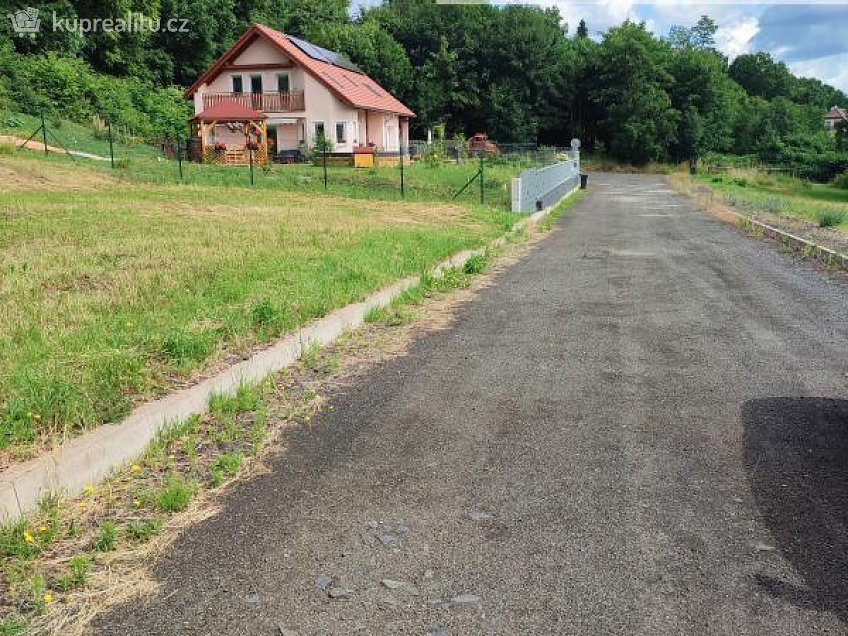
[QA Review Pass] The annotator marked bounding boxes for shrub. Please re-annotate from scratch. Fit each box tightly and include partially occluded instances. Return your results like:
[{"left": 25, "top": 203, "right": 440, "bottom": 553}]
[
  {"left": 834, "top": 171, "right": 848, "bottom": 190},
  {"left": 815, "top": 209, "right": 846, "bottom": 228}
]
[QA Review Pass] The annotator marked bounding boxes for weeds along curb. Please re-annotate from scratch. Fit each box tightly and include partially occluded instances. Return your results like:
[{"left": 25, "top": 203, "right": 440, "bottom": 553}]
[
  {"left": 0, "top": 187, "right": 580, "bottom": 522},
  {"left": 736, "top": 216, "right": 848, "bottom": 270},
  {"left": 669, "top": 175, "right": 848, "bottom": 272}
]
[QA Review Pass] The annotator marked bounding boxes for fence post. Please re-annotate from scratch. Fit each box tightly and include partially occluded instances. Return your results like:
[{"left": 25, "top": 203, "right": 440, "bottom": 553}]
[
  {"left": 176, "top": 140, "right": 183, "bottom": 181},
  {"left": 107, "top": 120, "right": 115, "bottom": 168},
  {"left": 323, "top": 146, "right": 328, "bottom": 190},
  {"left": 479, "top": 153, "right": 485, "bottom": 205},
  {"left": 249, "top": 146, "right": 255, "bottom": 186},
  {"left": 400, "top": 146, "right": 405, "bottom": 198},
  {"left": 41, "top": 110, "right": 48, "bottom": 156}
]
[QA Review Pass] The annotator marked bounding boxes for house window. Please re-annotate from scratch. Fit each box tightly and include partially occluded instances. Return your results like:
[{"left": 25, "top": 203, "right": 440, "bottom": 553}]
[
  {"left": 314, "top": 122, "right": 325, "bottom": 142},
  {"left": 336, "top": 122, "right": 347, "bottom": 144},
  {"left": 232, "top": 75, "right": 243, "bottom": 93},
  {"left": 250, "top": 74, "right": 263, "bottom": 93},
  {"left": 277, "top": 73, "right": 290, "bottom": 93}
]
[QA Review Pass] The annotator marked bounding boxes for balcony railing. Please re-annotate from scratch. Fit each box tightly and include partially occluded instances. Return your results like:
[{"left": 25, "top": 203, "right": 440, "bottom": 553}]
[{"left": 202, "top": 91, "right": 305, "bottom": 113}]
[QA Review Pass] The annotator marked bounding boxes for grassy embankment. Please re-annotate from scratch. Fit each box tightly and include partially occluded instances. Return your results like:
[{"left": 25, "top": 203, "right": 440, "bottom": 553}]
[
  {"left": 0, "top": 148, "right": 516, "bottom": 455},
  {"left": 688, "top": 168, "right": 848, "bottom": 230}
]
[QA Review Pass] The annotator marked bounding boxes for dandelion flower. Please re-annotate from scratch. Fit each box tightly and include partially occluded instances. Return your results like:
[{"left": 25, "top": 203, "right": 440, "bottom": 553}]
[
  {"left": 43, "top": 593, "right": 53, "bottom": 603},
  {"left": 83, "top": 484, "right": 95, "bottom": 495},
  {"left": 23, "top": 530, "right": 35, "bottom": 544},
  {"left": 38, "top": 525, "right": 48, "bottom": 533},
  {"left": 130, "top": 464, "right": 141, "bottom": 473},
  {"left": 132, "top": 499, "right": 141, "bottom": 508}
]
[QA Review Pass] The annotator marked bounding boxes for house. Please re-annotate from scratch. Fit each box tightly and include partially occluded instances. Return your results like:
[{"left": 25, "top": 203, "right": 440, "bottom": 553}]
[
  {"left": 824, "top": 105, "right": 848, "bottom": 134},
  {"left": 184, "top": 23, "right": 414, "bottom": 165}
]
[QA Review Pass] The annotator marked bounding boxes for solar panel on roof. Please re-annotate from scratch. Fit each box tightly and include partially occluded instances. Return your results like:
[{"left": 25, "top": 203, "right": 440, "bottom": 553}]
[
  {"left": 289, "top": 35, "right": 363, "bottom": 74},
  {"left": 365, "top": 84, "right": 384, "bottom": 98}
]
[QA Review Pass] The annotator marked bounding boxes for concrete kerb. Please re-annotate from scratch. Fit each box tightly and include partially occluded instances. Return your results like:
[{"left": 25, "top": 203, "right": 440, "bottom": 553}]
[
  {"left": 0, "top": 189, "right": 579, "bottom": 522},
  {"left": 710, "top": 203, "right": 848, "bottom": 271}
]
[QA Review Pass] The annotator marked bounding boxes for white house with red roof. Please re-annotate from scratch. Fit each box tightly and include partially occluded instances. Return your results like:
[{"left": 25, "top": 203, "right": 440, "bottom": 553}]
[
  {"left": 185, "top": 24, "right": 414, "bottom": 164},
  {"left": 824, "top": 105, "right": 847, "bottom": 134}
]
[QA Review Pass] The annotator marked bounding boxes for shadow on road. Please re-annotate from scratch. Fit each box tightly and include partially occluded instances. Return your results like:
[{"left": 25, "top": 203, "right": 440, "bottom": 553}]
[{"left": 743, "top": 397, "right": 848, "bottom": 622}]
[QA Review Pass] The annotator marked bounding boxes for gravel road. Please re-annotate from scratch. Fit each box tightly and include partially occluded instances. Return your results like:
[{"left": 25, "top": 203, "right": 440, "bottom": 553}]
[{"left": 95, "top": 173, "right": 848, "bottom": 635}]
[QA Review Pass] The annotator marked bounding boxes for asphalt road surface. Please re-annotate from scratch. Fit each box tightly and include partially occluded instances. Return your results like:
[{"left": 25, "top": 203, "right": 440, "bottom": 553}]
[{"left": 96, "top": 174, "right": 848, "bottom": 635}]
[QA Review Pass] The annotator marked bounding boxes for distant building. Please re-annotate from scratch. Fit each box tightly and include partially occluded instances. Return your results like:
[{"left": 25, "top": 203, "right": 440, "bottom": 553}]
[{"left": 824, "top": 105, "right": 848, "bottom": 134}]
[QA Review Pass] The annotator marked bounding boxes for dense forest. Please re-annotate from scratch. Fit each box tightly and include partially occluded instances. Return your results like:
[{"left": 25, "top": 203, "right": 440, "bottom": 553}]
[{"left": 1, "top": 0, "right": 847, "bottom": 177}]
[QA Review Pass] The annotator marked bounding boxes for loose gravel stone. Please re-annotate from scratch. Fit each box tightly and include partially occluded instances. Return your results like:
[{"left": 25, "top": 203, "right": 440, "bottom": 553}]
[
  {"left": 450, "top": 594, "right": 481, "bottom": 605},
  {"left": 314, "top": 576, "right": 333, "bottom": 591},
  {"left": 327, "top": 587, "right": 352, "bottom": 599}
]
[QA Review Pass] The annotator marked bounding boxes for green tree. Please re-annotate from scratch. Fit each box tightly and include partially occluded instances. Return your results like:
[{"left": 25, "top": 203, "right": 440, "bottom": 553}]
[
  {"left": 307, "top": 19, "right": 414, "bottom": 103},
  {"left": 729, "top": 52, "right": 793, "bottom": 100},
  {"left": 154, "top": 0, "right": 237, "bottom": 85},
  {"left": 592, "top": 22, "right": 678, "bottom": 163},
  {"left": 836, "top": 121, "right": 848, "bottom": 153}
]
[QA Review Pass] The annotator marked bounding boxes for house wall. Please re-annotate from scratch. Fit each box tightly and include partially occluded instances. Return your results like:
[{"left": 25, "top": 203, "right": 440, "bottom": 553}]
[
  {"left": 364, "top": 112, "right": 400, "bottom": 151},
  {"left": 301, "top": 72, "right": 359, "bottom": 152}
]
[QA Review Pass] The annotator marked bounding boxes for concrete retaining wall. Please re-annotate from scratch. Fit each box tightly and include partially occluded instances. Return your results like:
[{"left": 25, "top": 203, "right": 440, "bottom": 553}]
[{"left": 511, "top": 154, "right": 580, "bottom": 214}]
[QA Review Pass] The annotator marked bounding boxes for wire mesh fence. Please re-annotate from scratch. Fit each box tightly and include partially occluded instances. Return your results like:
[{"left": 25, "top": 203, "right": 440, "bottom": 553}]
[{"left": 1, "top": 113, "right": 576, "bottom": 212}]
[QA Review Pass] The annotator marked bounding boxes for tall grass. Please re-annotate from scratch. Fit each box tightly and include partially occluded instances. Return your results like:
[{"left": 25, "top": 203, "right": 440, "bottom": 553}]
[
  {"left": 697, "top": 167, "right": 848, "bottom": 231},
  {"left": 0, "top": 154, "right": 515, "bottom": 451}
]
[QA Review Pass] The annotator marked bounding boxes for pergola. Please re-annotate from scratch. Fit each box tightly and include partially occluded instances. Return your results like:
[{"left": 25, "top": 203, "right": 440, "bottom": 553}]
[{"left": 190, "top": 102, "right": 269, "bottom": 165}]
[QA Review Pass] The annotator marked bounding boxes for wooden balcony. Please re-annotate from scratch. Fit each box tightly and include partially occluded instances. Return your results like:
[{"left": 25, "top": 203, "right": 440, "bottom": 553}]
[{"left": 202, "top": 91, "right": 305, "bottom": 113}]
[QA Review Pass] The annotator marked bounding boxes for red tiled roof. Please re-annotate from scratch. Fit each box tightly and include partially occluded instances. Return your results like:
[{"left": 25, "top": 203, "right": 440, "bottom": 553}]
[
  {"left": 825, "top": 106, "right": 847, "bottom": 121},
  {"left": 191, "top": 101, "right": 267, "bottom": 122},
  {"left": 185, "top": 24, "right": 414, "bottom": 118}
]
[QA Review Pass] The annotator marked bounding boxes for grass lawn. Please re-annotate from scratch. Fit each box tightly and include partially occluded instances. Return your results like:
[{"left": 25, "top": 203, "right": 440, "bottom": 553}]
[
  {"left": 694, "top": 169, "right": 848, "bottom": 230},
  {"left": 0, "top": 152, "right": 516, "bottom": 453},
  {"left": 0, "top": 112, "right": 162, "bottom": 161},
  {"left": 2, "top": 111, "right": 526, "bottom": 209}
]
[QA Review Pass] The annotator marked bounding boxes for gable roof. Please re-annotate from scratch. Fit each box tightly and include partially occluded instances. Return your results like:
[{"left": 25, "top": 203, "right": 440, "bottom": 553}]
[
  {"left": 825, "top": 106, "right": 848, "bottom": 121},
  {"left": 191, "top": 101, "right": 267, "bottom": 122},
  {"left": 185, "top": 24, "right": 414, "bottom": 118}
]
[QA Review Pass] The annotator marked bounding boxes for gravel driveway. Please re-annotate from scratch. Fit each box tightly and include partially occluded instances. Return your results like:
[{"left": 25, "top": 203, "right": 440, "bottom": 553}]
[{"left": 94, "top": 173, "right": 848, "bottom": 635}]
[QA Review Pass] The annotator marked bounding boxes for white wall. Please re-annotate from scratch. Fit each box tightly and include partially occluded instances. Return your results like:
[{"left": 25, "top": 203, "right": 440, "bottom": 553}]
[{"left": 301, "top": 72, "right": 359, "bottom": 152}]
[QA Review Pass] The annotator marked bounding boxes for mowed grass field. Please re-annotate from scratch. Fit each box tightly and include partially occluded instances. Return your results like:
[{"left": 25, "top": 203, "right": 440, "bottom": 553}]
[
  {"left": 694, "top": 169, "right": 848, "bottom": 230},
  {"left": 0, "top": 153, "right": 515, "bottom": 454}
]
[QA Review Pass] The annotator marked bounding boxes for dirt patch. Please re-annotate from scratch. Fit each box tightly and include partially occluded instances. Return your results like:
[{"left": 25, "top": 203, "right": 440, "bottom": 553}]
[{"left": 0, "top": 156, "right": 115, "bottom": 191}]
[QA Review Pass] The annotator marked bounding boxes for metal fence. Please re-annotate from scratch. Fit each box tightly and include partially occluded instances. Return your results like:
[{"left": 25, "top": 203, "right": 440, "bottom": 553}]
[{"left": 4, "top": 115, "right": 578, "bottom": 212}]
